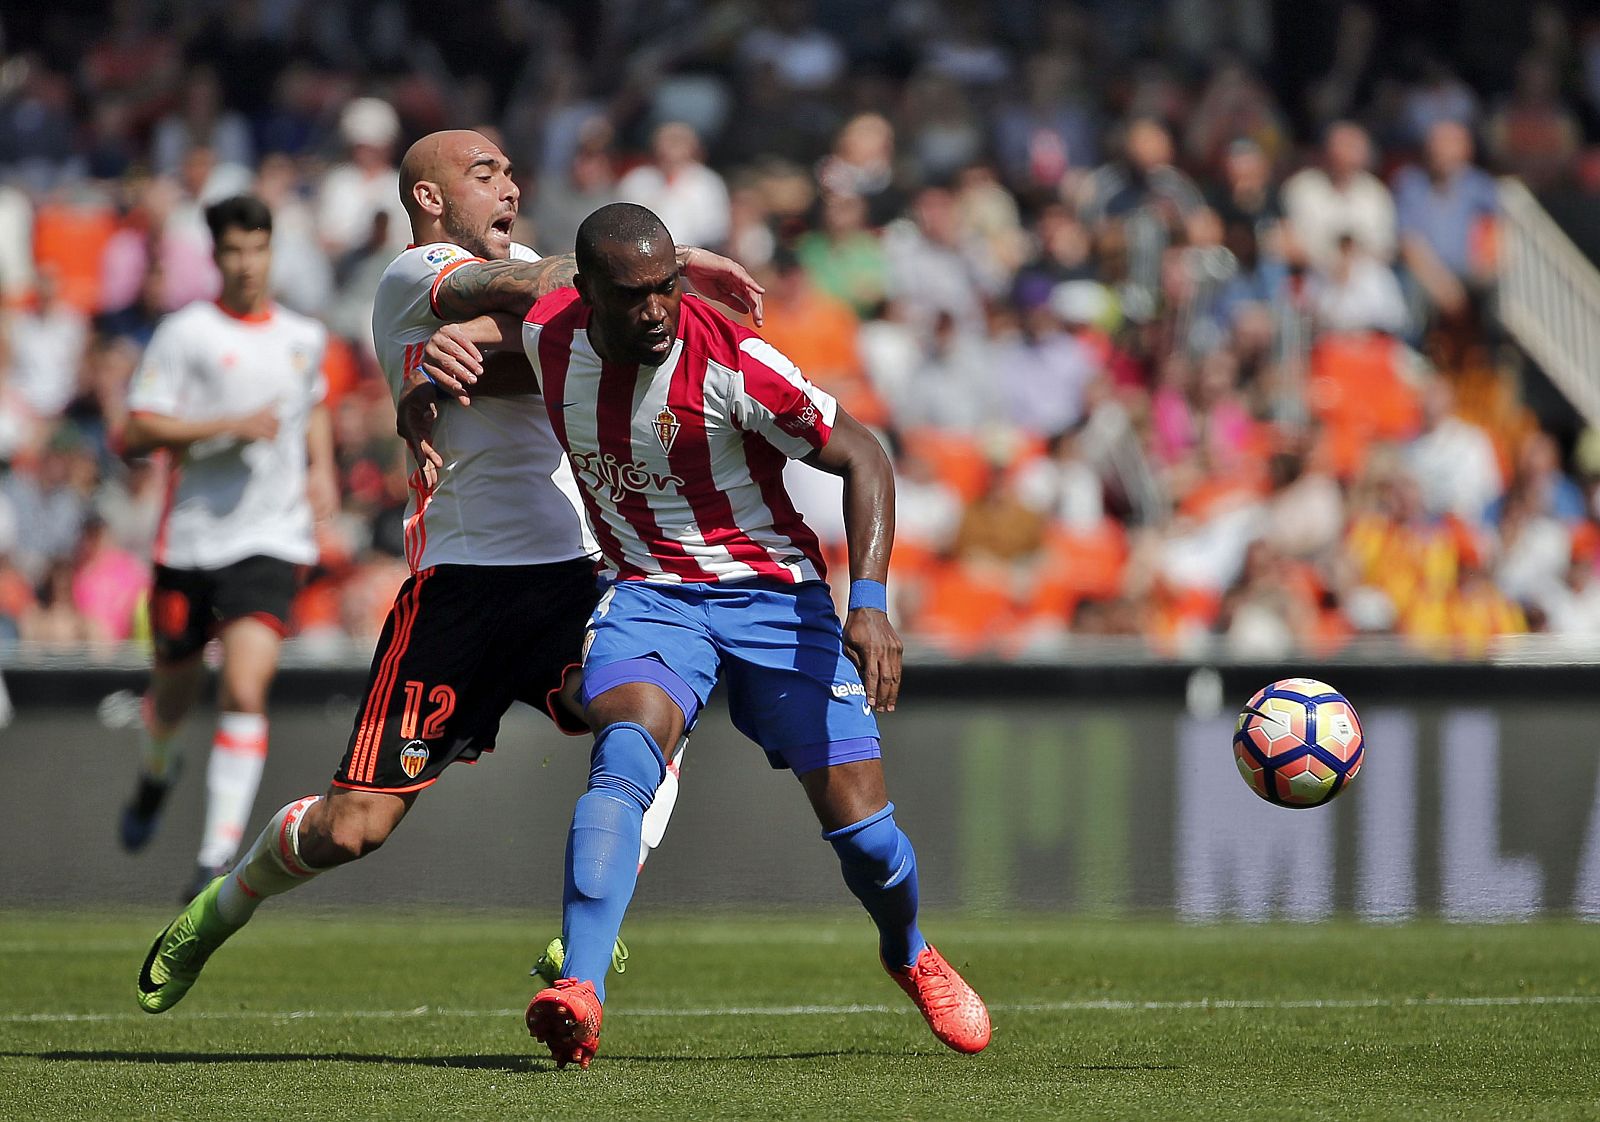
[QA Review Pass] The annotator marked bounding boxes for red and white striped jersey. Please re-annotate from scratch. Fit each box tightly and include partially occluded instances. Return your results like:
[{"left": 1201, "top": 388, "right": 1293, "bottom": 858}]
[{"left": 523, "top": 291, "right": 836, "bottom": 585}]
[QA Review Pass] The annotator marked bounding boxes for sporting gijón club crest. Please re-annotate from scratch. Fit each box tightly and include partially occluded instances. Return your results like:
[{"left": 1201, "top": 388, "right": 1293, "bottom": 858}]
[{"left": 654, "top": 406, "right": 681, "bottom": 454}]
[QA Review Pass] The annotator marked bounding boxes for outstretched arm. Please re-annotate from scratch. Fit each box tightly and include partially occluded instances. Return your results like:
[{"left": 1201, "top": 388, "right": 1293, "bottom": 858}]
[
  {"left": 431, "top": 247, "right": 765, "bottom": 325},
  {"left": 803, "top": 409, "right": 902, "bottom": 712}
]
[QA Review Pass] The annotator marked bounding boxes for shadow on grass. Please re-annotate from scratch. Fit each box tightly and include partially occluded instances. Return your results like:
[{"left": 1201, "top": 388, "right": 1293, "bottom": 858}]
[{"left": 2, "top": 1047, "right": 887, "bottom": 1070}]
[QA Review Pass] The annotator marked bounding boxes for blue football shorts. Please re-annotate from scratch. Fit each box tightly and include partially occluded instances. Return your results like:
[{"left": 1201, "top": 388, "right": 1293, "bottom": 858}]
[{"left": 578, "top": 579, "right": 882, "bottom": 776}]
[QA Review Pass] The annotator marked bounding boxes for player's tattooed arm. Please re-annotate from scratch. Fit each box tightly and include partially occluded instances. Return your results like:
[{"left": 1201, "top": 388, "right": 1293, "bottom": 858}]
[
  {"left": 431, "top": 255, "right": 580, "bottom": 320},
  {"left": 804, "top": 408, "right": 902, "bottom": 712}
]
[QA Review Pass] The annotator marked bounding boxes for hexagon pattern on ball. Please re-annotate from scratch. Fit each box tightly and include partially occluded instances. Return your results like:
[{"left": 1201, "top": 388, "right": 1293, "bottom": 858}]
[{"left": 1232, "top": 678, "right": 1364, "bottom": 809}]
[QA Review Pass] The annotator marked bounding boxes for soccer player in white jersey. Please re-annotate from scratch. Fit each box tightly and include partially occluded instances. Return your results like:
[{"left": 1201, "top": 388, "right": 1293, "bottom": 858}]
[
  {"left": 132, "top": 130, "right": 763, "bottom": 1016},
  {"left": 118, "top": 195, "right": 337, "bottom": 901}
]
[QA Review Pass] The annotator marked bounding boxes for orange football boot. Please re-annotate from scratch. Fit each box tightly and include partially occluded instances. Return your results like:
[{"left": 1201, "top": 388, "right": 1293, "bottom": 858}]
[
  {"left": 526, "top": 978, "right": 604, "bottom": 1070},
  {"left": 885, "top": 944, "right": 992, "bottom": 1054}
]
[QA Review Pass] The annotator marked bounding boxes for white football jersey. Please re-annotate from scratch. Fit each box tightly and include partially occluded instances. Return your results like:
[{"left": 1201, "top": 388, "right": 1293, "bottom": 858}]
[
  {"left": 128, "top": 301, "right": 326, "bottom": 570},
  {"left": 371, "top": 241, "right": 594, "bottom": 570}
]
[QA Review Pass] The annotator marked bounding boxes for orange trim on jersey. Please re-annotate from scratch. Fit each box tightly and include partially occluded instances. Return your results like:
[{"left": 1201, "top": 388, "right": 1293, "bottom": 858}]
[
  {"left": 213, "top": 729, "right": 269, "bottom": 757},
  {"left": 347, "top": 580, "right": 416, "bottom": 783},
  {"left": 214, "top": 299, "right": 275, "bottom": 324},
  {"left": 404, "top": 466, "right": 433, "bottom": 573},
  {"left": 428, "top": 257, "right": 486, "bottom": 318}
]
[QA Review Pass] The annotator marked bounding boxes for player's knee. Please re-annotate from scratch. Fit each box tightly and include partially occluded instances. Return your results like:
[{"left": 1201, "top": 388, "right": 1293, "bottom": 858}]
[
  {"left": 589, "top": 721, "right": 668, "bottom": 811},
  {"left": 584, "top": 681, "right": 684, "bottom": 750},
  {"left": 315, "top": 801, "right": 398, "bottom": 864},
  {"left": 823, "top": 803, "right": 912, "bottom": 882},
  {"left": 218, "top": 678, "right": 270, "bottom": 715}
]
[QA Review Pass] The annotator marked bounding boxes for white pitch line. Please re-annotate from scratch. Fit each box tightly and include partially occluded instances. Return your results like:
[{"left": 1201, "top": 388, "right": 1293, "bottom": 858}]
[{"left": 5, "top": 994, "right": 1599, "bottom": 1026}]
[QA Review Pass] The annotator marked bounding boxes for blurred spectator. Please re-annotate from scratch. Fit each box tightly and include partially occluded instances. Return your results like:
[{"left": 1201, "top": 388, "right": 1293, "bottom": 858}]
[
  {"left": 1077, "top": 117, "right": 1205, "bottom": 315},
  {"left": 1400, "top": 59, "right": 1481, "bottom": 145},
  {"left": 796, "top": 191, "right": 886, "bottom": 318},
  {"left": 1209, "top": 138, "right": 1284, "bottom": 249},
  {"left": 151, "top": 67, "right": 254, "bottom": 177},
  {"left": 759, "top": 251, "right": 884, "bottom": 426},
  {"left": 317, "top": 98, "right": 408, "bottom": 259},
  {"left": 816, "top": 114, "right": 906, "bottom": 228},
  {"left": 738, "top": 0, "right": 845, "bottom": 96},
  {"left": 1486, "top": 54, "right": 1581, "bottom": 191},
  {"left": 1283, "top": 121, "right": 1395, "bottom": 269},
  {"left": 1309, "top": 234, "right": 1408, "bottom": 336},
  {"left": 1015, "top": 423, "right": 1105, "bottom": 533},
  {"left": 255, "top": 154, "right": 334, "bottom": 316},
  {"left": 20, "top": 560, "right": 101, "bottom": 646},
  {"left": 6, "top": 271, "right": 88, "bottom": 417},
  {"left": 1405, "top": 375, "right": 1504, "bottom": 524},
  {"left": 533, "top": 119, "right": 621, "bottom": 258},
  {"left": 70, "top": 516, "right": 147, "bottom": 641},
  {"left": 616, "top": 122, "right": 731, "bottom": 250},
  {"left": 883, "top": 309, "right": 998, "bottom": 433},
  {"left": 883, "top": 186, "right": 986, "bottom": 337},
  {"left": 1394, "top": 121, "right": 1498, "bottom": 320},
  {"left": 996, "top": 300, "right": 1101, "bottom": 439},
  {"left": 1183, "top": 61, "right": 1289, "bottom": 172},
  {"left": 992, "top": 53, "right": 1099, "bottom": 193}
]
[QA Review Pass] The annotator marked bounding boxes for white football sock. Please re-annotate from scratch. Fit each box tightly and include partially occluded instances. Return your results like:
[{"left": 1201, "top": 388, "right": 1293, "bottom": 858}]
[
  {"left": 197, "top": 712, "right": 268, "bottom": 870},
  {"left": 215, "top": 794, "right": 325, "bottom": 927}
]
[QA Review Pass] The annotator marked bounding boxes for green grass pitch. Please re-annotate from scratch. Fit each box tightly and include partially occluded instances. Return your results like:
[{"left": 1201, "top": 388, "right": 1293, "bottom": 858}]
[{"left": 2, "top": 911, "right": 1598, "bottom": 1120}]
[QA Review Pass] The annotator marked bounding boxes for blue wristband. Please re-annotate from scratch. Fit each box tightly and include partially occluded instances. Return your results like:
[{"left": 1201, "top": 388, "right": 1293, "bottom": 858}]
[
  {"left": 848, "top": 579, "right": 887, "bottom": 612},
  {"left": 415, "top": 367, "right": 438, "bottom": 387}
]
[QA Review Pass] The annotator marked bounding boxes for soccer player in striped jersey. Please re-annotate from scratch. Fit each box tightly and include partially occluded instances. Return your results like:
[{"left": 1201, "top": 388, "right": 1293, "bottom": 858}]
[
  {"left": 133, "top": 132, "right": 763, "bottom": 1016},
  {"left": 117, "top": 195, "right": 337, "bottom": 902},
  {"left": 433, "top": 202, "right": 991, "bottom": 1067}
]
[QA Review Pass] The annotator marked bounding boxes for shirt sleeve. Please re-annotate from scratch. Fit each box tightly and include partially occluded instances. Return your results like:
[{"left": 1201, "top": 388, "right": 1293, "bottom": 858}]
[
  {"left": 727, "top": 335, "right": 838, "bottom": 459},
  {"left": 125, "top": 317, "right": 189, "bottom": 416}
]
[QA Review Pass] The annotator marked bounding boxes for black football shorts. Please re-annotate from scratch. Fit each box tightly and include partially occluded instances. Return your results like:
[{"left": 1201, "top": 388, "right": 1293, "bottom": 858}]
[
  {"left": 333, "top": 560, "right": 597, "bottom": 793},
  {"left": 150, "top": 555, "right": 300, "bottom": 662}
]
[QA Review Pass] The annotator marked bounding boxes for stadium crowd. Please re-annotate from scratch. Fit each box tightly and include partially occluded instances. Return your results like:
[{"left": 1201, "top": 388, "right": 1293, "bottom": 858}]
[{"left": 3, "top": 0, "right": 1600, "bottom": 659}]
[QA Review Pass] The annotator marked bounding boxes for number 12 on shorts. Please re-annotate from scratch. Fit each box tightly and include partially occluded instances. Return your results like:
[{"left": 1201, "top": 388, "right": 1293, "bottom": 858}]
[{"left": 400, "top": 680, "right": 457, "bottom": 740}]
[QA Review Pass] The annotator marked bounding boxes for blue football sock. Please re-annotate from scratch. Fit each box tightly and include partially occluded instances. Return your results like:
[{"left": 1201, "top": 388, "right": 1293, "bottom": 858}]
[
  {"left": 560, "top": 721, "right": 666, "bottom": 1002},
  {"left": 824, "top": 803, "right": 927, "bottom": 969}
]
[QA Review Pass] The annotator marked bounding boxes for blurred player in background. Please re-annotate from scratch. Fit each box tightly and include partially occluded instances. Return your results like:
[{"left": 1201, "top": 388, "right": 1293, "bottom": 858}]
[
  {"left": 118, "top": 195, "right": 336, "bottom": 901},
  {"left": 439, "top": 202, "right": 990, "bottom": 1067},
  {"left": 133, "top": 131, "right": 763, "bottom": 1016}
]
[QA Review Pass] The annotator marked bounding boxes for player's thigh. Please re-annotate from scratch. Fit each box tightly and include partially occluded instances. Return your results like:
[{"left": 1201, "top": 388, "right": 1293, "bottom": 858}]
[
  {"left": 578, "top": 582, "right": 719, "bottom": 734},
  {"left": 215, "top": 616, "right": 284, "bottom": 711},
  {"left": 718, "top": 582, "right": 881, "bottom": 774},
  {"left": 334, "top": 566, "right": 520, "bottom": 794},
  {"left": 584, "top": 682, "right": 686, "bottom": 750}
]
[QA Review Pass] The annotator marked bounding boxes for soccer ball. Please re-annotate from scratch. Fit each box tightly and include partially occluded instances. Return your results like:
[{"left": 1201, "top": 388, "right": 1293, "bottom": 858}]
[{"left": 1233, "top": 677, "right": 1364, "bottom": 809}]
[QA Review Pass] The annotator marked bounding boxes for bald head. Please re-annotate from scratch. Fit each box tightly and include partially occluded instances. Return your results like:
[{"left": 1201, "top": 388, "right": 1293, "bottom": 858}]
[{"left": 399, "top": 129, "right": 520, "bottom": 259}]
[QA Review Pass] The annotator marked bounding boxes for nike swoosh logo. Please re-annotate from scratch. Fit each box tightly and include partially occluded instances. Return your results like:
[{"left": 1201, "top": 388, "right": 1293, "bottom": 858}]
[
  {"left": 551, "top": 401, "right": 578, "bottom": 410},
  {"left": 862, "top": 703, "right": 872, "bottom": 715},
  {"left": 137, "top": 921, "right": 176, "bottom": 995}
]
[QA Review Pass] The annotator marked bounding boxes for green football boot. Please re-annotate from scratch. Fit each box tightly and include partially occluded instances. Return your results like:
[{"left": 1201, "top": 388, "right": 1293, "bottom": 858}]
[
  {"left": 531, "top": 935, "right": 629, "bottom": 987},
  {"left": 136, "top": 875, "right": 237, "bottom": 1013}
]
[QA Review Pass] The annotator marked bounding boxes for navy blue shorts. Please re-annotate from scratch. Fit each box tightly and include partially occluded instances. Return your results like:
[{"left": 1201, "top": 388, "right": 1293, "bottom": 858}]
[{"left": 579, "top": 580, "right": 881, "bottom": 775}]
